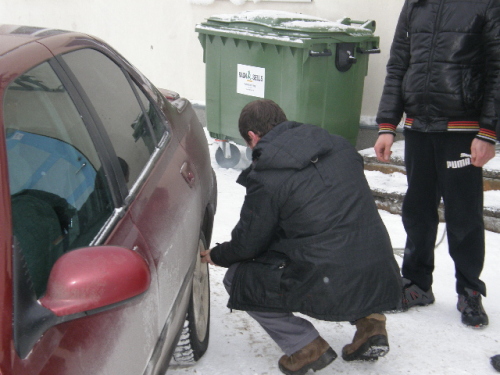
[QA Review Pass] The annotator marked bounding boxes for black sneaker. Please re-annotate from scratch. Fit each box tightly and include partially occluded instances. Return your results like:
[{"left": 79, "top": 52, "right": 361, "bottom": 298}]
[
  {"left": 491, "top": 355, "right": 500, "bottom": 372},
  {"left": 457, "top": 288, "right": 488, "bottom": 327},
  {"left": 401, "top": 278, "right": 435, "bottom": 311}
]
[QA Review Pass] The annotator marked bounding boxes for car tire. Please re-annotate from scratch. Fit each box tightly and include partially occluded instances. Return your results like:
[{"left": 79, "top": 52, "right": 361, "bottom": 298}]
[{"left": 172, "top": 233, "right": 210, "bottom": 364}]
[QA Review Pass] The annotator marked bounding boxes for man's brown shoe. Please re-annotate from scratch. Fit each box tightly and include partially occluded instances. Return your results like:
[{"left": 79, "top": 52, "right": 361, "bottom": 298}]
[
  {"left": 278, "top": 336, "right": 337, "bottom": 375},
  {"left": 342, "top": 313, "right": 389, "bottom": 362}
]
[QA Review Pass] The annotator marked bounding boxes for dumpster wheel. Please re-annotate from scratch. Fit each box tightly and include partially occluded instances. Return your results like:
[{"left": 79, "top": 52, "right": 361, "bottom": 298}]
[
  {"left": 245, "top": 147, "right": 252, "bottom": 161},
  {"left": 215, "top": 143, "right": 241, "bottom": 168}
]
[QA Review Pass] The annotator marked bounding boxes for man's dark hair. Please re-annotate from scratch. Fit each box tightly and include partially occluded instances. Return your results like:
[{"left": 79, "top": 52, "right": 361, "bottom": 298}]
[{"left": 238, "top": 99, "right": 287, "bottom": 143}]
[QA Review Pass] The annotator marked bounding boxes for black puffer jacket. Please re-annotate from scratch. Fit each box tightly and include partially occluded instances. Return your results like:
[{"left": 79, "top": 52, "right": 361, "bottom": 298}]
[
  {"left": 496, "top": 89, "right": 500, "bottom": 141},
  {"left": 377, "top": 0, "right": 500, "bottom": 142},
  {"left": 210, "top": 122, "right": 401, "bottom": 322}
]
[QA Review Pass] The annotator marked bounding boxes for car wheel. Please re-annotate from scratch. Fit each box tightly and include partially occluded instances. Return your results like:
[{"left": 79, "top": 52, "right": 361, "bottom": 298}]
[{"left": 172, "top": 233, "right": 210, "bottom": 364}]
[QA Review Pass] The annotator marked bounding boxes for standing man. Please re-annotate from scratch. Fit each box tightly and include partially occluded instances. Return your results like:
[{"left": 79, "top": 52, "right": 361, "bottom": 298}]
[
  {"left": 202, "top": 99, "right": 401, "bottom": 375},
  {"left": 374, "top": 0, "right": 500, "bottom": 327},
  {"left": 490, "top": 91, "right": 500, "bottom": 372}
]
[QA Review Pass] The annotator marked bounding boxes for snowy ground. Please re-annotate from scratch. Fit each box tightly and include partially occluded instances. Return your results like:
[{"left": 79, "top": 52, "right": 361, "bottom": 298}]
[{"left": 170, "top": 135, "right": 500, "bottom": 375}]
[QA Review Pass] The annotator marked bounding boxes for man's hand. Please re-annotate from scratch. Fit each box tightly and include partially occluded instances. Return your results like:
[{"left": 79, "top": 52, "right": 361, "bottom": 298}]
[
  {"left": 471, "top": 138, "right": 496, "bottom": 167},
  {"left": 201, "top": 249, "right": 215, "bottom": 265},
  {"left": 374, "top": 133, "right": 395, "bottom": 163}
]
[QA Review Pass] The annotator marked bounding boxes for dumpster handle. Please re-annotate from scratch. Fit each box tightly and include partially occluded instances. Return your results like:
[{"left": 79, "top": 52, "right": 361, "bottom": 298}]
[
  {"left": 309, "top": 49, "right": 332, "bottom": 57},
  {"left": 357, "top": 47, "right": 381, "bottom": 54}
]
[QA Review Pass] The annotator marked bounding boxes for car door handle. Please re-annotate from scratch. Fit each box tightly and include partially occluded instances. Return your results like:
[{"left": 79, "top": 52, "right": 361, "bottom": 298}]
[{"left": 180, "top": 162, "right": 195, "bottom": 188}]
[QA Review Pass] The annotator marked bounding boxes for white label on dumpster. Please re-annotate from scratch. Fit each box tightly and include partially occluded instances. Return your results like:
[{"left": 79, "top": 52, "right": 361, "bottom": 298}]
[{"left": 237, "top": 64, "right": 265, "bottom": 98}]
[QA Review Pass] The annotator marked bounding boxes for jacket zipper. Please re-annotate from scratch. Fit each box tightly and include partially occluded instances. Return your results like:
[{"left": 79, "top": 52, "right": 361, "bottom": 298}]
[{"left": 423, "top": 0, "right": 445, "bottom": 129}]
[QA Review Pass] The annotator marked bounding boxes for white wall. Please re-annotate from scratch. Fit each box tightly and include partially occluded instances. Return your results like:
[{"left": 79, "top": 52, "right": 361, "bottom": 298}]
[{"left": 0, "top": 0, "right": 404, "bottom": 123}]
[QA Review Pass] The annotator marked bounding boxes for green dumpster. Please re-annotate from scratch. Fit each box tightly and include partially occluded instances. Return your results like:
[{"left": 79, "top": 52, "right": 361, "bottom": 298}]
[{"left": 196, "top": 10, "right": 380, "bottom": 167}]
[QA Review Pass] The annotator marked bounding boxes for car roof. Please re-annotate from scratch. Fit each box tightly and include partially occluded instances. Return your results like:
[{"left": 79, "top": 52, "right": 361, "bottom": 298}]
[{"left": 0, "top": 25, "right": 76, "bottom": 56}]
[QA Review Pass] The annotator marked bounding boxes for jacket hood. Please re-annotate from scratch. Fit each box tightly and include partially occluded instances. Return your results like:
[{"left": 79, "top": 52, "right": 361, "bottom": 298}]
[{"left": 252, "top": 121, "right": 333, "bottom": 171}]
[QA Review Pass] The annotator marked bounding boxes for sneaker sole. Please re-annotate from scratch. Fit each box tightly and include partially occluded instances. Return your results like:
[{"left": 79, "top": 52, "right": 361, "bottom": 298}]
[
  {"left": 461, "top": 318, "right": 489, "bottom": 328},
  {"left": 278, "top": 347, "right": 337, "bottom": 375},
  {"left": 383, "top": 299, "right": 435, "bottom": 314},
  {"left": 342, "top": 335, "right": 389, "bottom": 362}
]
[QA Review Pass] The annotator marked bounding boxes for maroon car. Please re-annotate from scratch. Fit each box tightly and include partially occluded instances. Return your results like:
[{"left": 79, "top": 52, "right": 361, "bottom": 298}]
[{"left": 0, "top": 25, "right": 217, "bottom": 374}]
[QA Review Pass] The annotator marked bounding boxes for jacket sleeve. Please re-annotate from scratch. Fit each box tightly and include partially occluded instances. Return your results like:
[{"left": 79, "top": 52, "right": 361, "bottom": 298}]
[
  {"left": 496, "top": 89, "right": 500, "bottom": 141},
  {"left": 210, "top": 176, "right": 279, "bottom": 268},
  {"left": 477, "top": 0, "right": 500, "bottom": 143},
  {"left": 376, "top": 0, "right": 411, "bottom": 134}
]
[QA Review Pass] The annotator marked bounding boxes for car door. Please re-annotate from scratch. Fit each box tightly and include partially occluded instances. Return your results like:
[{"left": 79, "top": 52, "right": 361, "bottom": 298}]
[
  {"left": 59, "top": 47, "right": 204, "bottom": 328},
  {"left": 4, "top": 56, "right": 161, "bottom": 374}
]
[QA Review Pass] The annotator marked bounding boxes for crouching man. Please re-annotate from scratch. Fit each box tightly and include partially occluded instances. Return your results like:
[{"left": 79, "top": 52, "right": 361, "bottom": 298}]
[{"left": 202, "top": 99, "right": 402, "bottom": 374}]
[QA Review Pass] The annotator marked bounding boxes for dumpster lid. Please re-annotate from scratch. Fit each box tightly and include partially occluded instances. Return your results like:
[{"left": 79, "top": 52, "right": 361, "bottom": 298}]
[{"left": 197, "top": 10, "right": 376, "bottom": 38}]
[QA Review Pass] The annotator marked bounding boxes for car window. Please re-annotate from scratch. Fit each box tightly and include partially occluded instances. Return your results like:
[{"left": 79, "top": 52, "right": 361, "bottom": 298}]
[
  {"left": 132, "top": 80, "right": 167, "bottom": 147},
  {"left": 60, "top": 49, "right": 164, "bottom": 188},
  {"left": 4, "top": 61, "right": 115, "bottom": 298}
]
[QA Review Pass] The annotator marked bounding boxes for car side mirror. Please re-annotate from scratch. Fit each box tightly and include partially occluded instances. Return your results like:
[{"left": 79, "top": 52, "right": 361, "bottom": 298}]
[{"left": 40, "top": 246, "right": 150, "bottom": 316}]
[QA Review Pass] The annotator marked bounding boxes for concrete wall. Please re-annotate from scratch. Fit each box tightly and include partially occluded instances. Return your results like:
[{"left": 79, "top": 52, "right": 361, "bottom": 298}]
[{"left": 0, "top": 0, "right": 404, "bottom": 123}]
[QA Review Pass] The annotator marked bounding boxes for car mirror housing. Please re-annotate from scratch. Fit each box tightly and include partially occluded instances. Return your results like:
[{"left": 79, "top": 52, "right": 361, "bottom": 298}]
[{"left": 40, "top": 246, "right": 151, "bottom": 316}]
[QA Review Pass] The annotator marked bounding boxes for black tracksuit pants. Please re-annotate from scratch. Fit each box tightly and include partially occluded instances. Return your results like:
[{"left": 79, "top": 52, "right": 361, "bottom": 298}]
[{"left": 401, "top": 130, "right": 486, "bottom": 296}]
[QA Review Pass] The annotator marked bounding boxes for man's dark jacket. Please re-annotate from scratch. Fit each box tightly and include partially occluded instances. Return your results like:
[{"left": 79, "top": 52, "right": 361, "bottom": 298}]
[
  {"left": 377, "top": 0, "right": 500, "bottom": 143},
  {"left": 210, "top": 122, "right": 401, "bottom": 322},
  {"left": 496, "top": 89, "right": 500, "bottom": 141}
]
